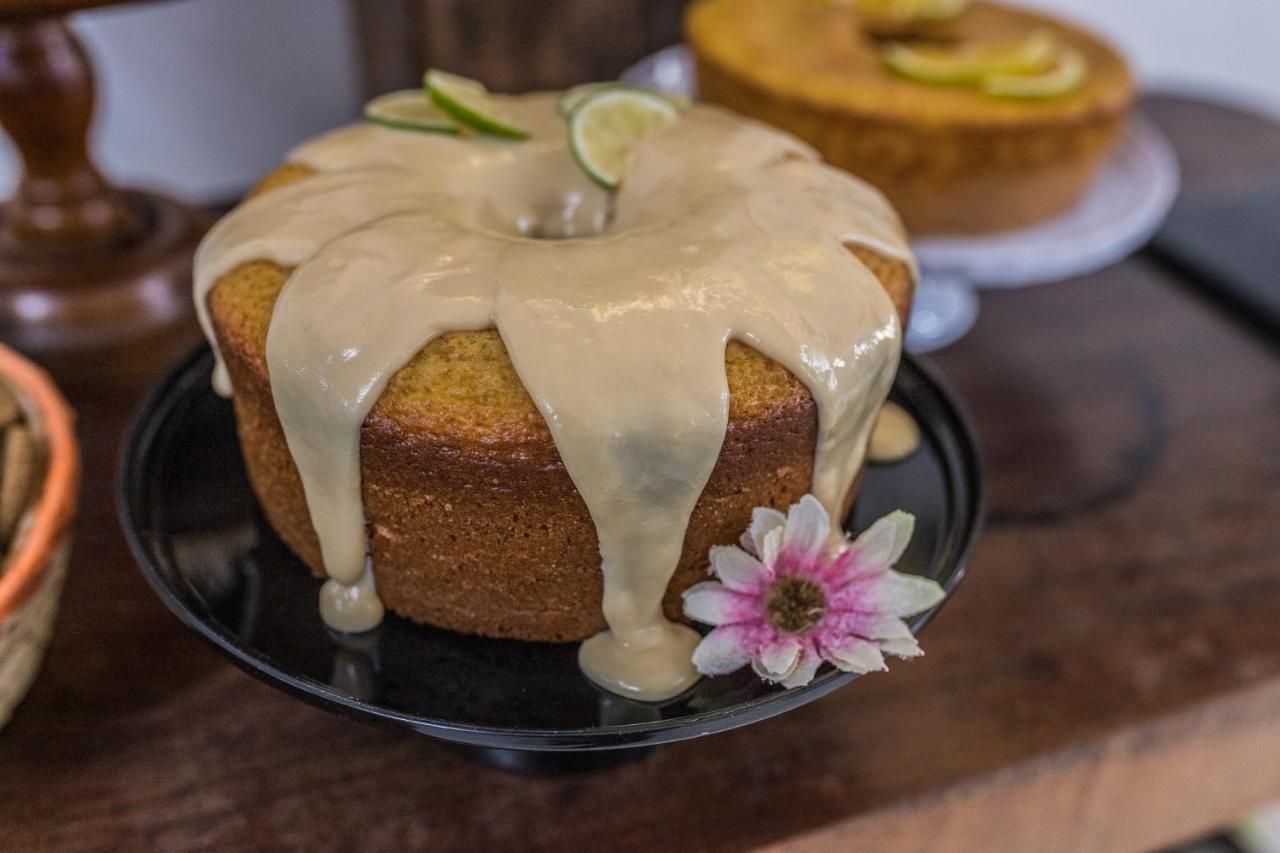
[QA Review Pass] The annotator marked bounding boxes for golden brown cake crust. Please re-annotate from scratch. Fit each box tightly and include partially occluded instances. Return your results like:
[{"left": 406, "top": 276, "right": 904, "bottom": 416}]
[
  {"left": 686, "top": 0, "right": 1135, "bottom": 234},
  {"left": 210, "top": 167, "right": 914, "bottom": 642}
]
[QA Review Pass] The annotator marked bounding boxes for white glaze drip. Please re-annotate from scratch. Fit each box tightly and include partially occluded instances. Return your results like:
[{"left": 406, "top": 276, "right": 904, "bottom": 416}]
[
  {"left": 869, "top": 401, "right": 922, "bottom": 464},
  {"left": 193, "top": 94, "right": 914, "bottom": 701},
  {"left": 320, "top": 562, "right": 384, "bottom": 633}
]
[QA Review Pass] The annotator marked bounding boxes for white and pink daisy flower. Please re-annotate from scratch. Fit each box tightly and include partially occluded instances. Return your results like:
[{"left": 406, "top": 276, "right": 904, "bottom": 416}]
[{"left": 682, "top": 495, "right": 945, "bottom": 689}]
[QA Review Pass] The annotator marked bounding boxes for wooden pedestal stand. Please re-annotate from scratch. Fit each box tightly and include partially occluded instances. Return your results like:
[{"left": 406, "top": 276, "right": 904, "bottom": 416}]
[{"left": 0, "top": 2, "right": 204, "bottom": 382}]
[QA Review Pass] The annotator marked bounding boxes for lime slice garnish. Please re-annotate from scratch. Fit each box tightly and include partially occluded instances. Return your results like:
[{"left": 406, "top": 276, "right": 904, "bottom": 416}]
[
  {"left": 559, "top": 82, "right": 691, "bottom": 118},
  {"left": 363, "top": 89, "right": 460, "bottom": 134},
  {"left": 568, "top": 88, "right": 681, "bottom": 189},
  {"left": 558, "top": 82, "right": 612, "bottom": 117},
  {"left": 882, "top": 30, "right": 1058, "bottom": 84},
  {"left": 424, "top": 69, "right": 529, "bottom": 140},
  {"left": 983, "top": 47, "right": 1086, "bottom": 98}
]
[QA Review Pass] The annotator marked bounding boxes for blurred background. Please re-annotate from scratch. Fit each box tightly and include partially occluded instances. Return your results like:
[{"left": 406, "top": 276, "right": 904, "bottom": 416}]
[
  {"left": 1, "top": 2, "right": 1277, "bottom": 850},
  {"left": 3, "top": 0, "right": 1277, "bottom": 206}
]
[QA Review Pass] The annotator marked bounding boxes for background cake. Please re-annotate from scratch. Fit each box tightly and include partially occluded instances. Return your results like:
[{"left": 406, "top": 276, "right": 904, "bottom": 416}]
[{"left": 686, "top": 0, "right": 1135, "bottom": 234}]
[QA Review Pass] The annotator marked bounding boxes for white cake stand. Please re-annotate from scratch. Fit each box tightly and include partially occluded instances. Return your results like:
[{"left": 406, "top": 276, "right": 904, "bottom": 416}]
[{"left": 621, "top": 45, "right": 1181, "bottom": 353}]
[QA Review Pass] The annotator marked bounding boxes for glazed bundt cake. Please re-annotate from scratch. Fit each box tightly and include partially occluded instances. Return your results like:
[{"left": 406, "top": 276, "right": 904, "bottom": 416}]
[{"left": 195, "top": 89, "right": 916, "bottom": 699}]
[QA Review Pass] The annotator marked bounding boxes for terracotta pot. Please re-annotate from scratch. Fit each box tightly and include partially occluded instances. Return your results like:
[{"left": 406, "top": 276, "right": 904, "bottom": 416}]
[{"left": 0, "top": 343, "right": 79, "bottom": 729}]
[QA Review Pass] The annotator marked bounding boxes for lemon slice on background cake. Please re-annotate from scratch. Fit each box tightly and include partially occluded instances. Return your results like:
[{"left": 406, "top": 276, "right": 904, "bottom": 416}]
[
  {"left": 567, "top": 87, "right": 683, "bottom": 189},
  {"left": 882, "top": 30, "right": 1086, "bottom": 97},
  {"left": 882, "top": 30, "right": 1058, "bottom": 84},
  {"left": 983, "top": 47, "right": 1087, "bottom": 98},
  {"left": 854, "top": 0, "right": 970, "bottom": 25},
  {"left": 364, "top": 90, "right": 460, "bottom": 134},
  {"left": 851, "top": 0, "right": 971, "bottom": 37},
  {"left": 425, "top": 69, "right": 530, "bottom": 139}
]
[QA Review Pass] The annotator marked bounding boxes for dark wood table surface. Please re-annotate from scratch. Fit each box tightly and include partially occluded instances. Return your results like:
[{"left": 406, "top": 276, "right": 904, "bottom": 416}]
[{"left": 1, "top": 96, "right": 1278, "bottom": 852}]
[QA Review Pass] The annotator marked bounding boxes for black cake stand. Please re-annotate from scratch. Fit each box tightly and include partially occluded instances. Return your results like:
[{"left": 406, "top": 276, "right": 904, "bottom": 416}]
[{"left": 119, "top": 346, "right": 984, "bottom": 773}]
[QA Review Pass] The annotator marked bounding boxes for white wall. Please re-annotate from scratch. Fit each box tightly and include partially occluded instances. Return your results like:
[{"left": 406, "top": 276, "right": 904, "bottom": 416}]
[
  {"left": 1023, "top": 0, "right": 1280, "bottom": 120},
  {"left": 0, "top": 0, "right": 1275, "bottom": 204},
  {"left": 0, "top": 0, "right": 362, "bottom": 203}
]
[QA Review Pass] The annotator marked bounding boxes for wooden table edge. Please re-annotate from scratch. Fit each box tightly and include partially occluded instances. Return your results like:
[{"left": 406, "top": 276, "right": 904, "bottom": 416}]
[{"left": 764, "top": 678, "right": 1280, "bottom": 852}]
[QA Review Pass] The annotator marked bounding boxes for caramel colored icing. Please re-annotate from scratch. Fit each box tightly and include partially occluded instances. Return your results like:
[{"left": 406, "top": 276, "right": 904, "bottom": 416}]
[
  {"left": 194, "top": 93, "right": 914, "bottom": 701},
  {"left": 869, "top": 401, "right": 922, "bottom": 464}
]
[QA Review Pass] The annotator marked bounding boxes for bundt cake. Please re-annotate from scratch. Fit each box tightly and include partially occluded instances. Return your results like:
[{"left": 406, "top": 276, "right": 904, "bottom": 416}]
[{"left": 194, "top": 88, "right": 916, "bottom": 699}]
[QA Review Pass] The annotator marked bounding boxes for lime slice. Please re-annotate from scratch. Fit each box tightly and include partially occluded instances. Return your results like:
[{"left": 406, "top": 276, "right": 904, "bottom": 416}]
[
  {"left": 882, "top": 30, "right": 1058, "bottom": 84},
  {"left": 558, "top": 82, "right": 612, "bottom": 117},
  {"left": 983, "top": 47, "right": 1087, "bottom": 98},
  {"left": 568, "top": 88, "right": 681, "bottom": 189},
  {"left": 424, "top": 69, "right": 529, "bottom": 140},
  {"left": 363, "top": 89, "right": 460, "bottom": 134},
  {"left": 559, "top": 82, "right": 691, "bottom": 118}
]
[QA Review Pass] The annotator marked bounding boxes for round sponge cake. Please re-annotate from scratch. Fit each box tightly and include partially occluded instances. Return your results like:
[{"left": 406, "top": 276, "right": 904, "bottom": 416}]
[
  {"left": 208, "top": 166, "right": 914, "bottom": 642},
  {"left": 687, "top": 0, "right": 1135, "bottom": 234}
]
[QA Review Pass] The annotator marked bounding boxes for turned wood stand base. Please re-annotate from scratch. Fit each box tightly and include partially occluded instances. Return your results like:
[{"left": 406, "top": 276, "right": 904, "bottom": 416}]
[{"left": 0, "top": 9, "right": 203, "bottom": 382}]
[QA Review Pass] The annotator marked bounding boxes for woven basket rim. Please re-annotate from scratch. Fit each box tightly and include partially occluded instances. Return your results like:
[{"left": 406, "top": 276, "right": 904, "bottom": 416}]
[{"left": 0, "top": 345, "right": 79, "bottom": 624}]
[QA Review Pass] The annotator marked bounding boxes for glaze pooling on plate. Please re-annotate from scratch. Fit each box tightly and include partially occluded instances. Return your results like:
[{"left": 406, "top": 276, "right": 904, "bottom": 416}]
[
  {"left": 869, "top": 401, "right": 923, "bottom": 463},
  {"left": 192, "top": 93, "right": 914, "bottom": 701}
]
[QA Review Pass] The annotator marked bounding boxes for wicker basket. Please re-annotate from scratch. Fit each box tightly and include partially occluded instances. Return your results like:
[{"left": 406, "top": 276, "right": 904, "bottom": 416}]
[{"left": 0, "top": 345, "right": 79, "bottom": 730}]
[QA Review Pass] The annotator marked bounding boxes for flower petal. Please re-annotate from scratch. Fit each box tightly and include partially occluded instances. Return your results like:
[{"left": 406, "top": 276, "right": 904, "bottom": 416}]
[
  {"left": 759, "top": 525, "right": 784, "bottom": 567},
  {"left": 882, "top": 510, "right": 915, "bottom": 566},
  {"left": 823, "top": 637, "right": 886, "bottom": 674},
  {"left": 783, "top": 494, "right": 831, "bottom": 552},
  {"left": 743, "top": 506, "right": 786, "bottom": 557},
  {"left": 708, "top": 545, "right": 768, "bottom": 592},
  {"left": 752, "top": 635, "right": 803, "bottom": 681},
  {"left": 849, "top": 514, "right": 899, "bottom": 569},
  {"left": 682, "top": 581, "right": 757, "bottom": 627},
  {"left": 691, "top": 626, "right": 753, "bottom": 676},
  {"left": 779, "top": 644, "right": 823, "bottom": 688},
  {"left": 872, "top": 570, "right": 946, "bottom": 618},
  {"left": 821, "top": 607, "right": 908, "bottom": 641},
  {"left": 880, "top": 637, "right": 923, "bottom": 659},
  {"left": 858, "top": 614, "right": 915, "bottom": 641}
]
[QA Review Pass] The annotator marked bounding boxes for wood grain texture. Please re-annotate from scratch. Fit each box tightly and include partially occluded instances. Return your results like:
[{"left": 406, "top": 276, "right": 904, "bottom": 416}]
[
  {"left": 352, "top": 0, "right": 690, "bottom": 94},
  {"left": 0, "top": 97, "right": 1278, "bottom": 852}
]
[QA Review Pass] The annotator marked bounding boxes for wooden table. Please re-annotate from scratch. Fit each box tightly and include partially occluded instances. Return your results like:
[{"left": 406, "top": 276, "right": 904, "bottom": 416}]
[{"left": 1, "top": 97, "right": 1277, "bottom": 852}]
